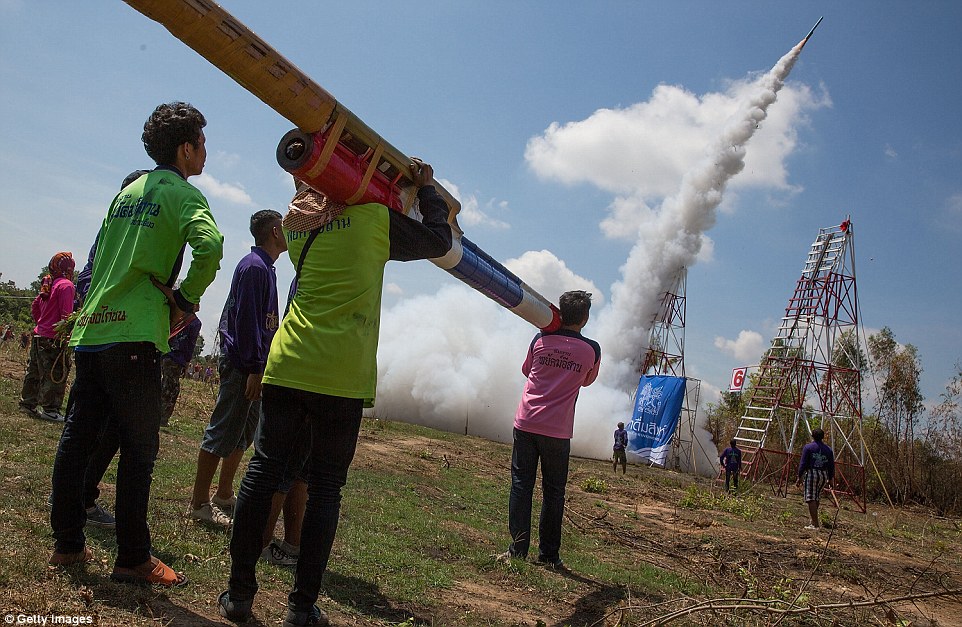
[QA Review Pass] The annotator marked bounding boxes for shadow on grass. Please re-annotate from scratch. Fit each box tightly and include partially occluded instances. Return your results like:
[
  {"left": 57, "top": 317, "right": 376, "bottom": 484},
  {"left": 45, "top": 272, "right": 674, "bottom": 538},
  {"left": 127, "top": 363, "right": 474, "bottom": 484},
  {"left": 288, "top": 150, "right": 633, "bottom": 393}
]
[
  {"left": 58, "top": 566, "right": 263, "bottom": 627},
  {"left": 552, "top": 567, "right": 627, "bottom": 627},
  {"left": 325, "top": 570, "right": 433, "bottom": 624}
]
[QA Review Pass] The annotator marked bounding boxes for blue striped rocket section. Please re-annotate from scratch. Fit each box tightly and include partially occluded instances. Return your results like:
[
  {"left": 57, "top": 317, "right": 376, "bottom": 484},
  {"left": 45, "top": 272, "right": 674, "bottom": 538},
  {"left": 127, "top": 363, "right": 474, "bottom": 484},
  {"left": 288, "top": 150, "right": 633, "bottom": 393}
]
[{"left": 446, "top": 237, "right": 524, "bottom": 309}]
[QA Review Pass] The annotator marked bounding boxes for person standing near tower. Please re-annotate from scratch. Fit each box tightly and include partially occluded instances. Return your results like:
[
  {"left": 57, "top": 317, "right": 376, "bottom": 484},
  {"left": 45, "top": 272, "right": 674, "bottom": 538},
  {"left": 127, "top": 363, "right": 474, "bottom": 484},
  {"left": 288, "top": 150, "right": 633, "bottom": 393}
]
[
  {"left": 796, "top": 428, "right": 835, "bottom": 530},
  {"left": 612, "top": 422, "right": 628, "bottom": 474}
]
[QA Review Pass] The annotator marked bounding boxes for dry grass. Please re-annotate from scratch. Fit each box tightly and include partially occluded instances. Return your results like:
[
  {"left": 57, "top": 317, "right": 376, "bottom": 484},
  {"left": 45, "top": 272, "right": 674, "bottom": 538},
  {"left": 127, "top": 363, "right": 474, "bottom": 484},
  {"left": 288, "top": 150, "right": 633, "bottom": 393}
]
[{"left": 1, "top": 348, "right": 961, "bottom": 626}]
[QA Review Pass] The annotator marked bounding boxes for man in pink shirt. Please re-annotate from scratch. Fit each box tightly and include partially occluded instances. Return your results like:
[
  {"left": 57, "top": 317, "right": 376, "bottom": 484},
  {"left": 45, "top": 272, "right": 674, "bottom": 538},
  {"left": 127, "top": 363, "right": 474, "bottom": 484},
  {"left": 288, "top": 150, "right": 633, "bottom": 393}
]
[
  {"left": 20, "top": 251, "right": 76, "bottom": 422},
  {"left": 500, "top": 290, "right": 600, "bottom": 570}
]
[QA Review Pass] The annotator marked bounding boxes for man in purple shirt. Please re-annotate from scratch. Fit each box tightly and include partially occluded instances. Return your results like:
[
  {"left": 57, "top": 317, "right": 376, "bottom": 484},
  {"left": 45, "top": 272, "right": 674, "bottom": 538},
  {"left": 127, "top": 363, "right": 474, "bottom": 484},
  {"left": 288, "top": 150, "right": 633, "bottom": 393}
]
[
  {"left": 189, "top": 210, "right": 287, "bottom": 527},
  {"left": 795, "top": 428, "right": 835, "bottom": 530},
  {"left": 499, "top": 290, "right": 601, "bottom": 570},
  {"left": 719, "top": 439, "right": 743, "bottom": 494},
  {"left": 612, "top": 422, "right": 628, "bottom": 474}
]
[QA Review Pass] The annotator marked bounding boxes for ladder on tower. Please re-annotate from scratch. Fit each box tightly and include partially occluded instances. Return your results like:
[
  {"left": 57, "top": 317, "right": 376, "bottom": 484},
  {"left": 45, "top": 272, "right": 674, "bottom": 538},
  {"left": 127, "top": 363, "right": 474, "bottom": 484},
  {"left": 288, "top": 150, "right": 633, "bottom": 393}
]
[{"left": 729, "top": 222, "right": 851, "bottom": 481}]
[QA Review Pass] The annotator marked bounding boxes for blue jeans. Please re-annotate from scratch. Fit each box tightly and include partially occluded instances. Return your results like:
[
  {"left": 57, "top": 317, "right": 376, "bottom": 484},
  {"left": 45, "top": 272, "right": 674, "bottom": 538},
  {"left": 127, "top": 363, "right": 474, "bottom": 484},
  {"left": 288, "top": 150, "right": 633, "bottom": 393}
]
[
  {"left": 508, "top": 427, "right": 570, "bottom": 562},
  {"left": 50, "top": 343, "right": 162, "bottom": 567},
  {"left": 228, "top": 384, "right": 363, "bottom": 613}
]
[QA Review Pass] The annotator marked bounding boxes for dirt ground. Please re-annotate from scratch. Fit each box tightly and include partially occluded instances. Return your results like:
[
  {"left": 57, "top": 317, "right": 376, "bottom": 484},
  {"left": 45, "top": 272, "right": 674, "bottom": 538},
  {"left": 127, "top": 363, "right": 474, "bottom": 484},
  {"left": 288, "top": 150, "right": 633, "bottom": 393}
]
[{"left": 2, "top": 346, "right": 961, "bottom": 626}]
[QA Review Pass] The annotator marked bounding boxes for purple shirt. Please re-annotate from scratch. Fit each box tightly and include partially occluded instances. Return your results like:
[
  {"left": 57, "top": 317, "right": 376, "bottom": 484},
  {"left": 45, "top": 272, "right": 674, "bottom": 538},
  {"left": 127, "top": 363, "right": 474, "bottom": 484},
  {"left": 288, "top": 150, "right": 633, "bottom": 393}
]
[
  {"left": 165, "top": 316, "right": 202, "bottom": 366},
  {"left": 720, "top": 446, "right": 742, "bottom": 471},
  {"left": 798, "top": 441, "right": 835, "bottom": 480},
  {"left": 613, "top": 428, "right": 628, "bottom": 451},
  {"left": 218, "top": 247, "right": 279, "bottom": 375}
]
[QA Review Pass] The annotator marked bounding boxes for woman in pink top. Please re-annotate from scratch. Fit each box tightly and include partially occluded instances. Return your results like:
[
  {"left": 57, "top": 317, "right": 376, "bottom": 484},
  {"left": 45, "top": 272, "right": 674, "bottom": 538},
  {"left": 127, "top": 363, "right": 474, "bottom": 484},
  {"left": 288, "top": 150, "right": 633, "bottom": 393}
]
[
  {"left": 500, "top": 290, "right": 600, "bottom": 570},
  {"left": 19, "top": 251, "right": 76, "bottom": 421}
]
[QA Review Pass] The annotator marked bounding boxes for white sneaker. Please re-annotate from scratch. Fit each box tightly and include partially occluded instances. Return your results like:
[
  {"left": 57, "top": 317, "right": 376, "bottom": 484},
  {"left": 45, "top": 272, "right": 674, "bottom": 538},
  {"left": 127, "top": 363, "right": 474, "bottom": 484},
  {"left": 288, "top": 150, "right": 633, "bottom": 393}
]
[
  {"left": 190, "top": 502, "right": 232, "bottom": 527},
  {"left": 261, "top": 539, "right": 299, "bottom": 566},
  {"left": 804, "top": 524, "right": 819, "bottom": 531},
  {"left": 211, "top": 493, "right": 237, "bottom": 514}
]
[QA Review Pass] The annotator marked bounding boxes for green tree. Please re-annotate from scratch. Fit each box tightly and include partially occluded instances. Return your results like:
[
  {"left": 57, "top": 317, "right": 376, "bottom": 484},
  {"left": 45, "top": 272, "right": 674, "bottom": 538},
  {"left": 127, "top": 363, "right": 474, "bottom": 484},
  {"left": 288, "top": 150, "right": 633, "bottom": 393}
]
[{"left": 866, "top": 327, "right": 924, "bottom": 503}]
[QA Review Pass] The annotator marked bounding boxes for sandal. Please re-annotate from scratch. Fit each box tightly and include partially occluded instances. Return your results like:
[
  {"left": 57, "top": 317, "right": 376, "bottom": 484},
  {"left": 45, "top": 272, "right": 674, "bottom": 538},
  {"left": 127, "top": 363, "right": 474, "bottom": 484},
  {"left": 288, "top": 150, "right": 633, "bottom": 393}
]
[
  {"left": 49, "top": 547, "right": 94, "bottom": 566},
  {"left": 111, "top": 558, "right": 188, "bottom": 587}
]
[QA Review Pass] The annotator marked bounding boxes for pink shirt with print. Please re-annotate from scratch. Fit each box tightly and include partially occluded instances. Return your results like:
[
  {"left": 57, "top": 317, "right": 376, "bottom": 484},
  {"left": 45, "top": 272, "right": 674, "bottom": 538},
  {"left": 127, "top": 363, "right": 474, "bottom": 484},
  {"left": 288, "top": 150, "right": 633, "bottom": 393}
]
[{"left": 514, "top": 329, "right": 601, "bottom": 440}]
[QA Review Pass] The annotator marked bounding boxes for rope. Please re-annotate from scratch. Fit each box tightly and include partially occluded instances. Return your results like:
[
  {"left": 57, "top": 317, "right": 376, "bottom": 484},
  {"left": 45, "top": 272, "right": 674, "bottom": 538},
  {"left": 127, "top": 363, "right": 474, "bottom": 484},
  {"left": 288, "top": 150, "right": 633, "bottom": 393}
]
[{"left": 49, "top": 342, "right": 70, "bottom": 385}]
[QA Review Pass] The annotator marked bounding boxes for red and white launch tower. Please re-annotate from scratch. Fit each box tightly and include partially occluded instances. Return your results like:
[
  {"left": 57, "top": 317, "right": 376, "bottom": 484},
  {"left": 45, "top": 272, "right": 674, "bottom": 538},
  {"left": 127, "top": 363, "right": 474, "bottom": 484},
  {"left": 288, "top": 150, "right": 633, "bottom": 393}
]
[{"left": 733, "top": 219, "right": 867, "bottom": 511}]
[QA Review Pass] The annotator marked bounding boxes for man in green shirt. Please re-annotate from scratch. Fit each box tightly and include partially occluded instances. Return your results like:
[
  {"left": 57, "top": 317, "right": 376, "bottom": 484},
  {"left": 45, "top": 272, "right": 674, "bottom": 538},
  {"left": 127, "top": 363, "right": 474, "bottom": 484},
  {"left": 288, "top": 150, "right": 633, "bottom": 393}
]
[
  {"left": 49, "top": 102, "right": 223, "bottom": 588},
  {"left": 219, "top": 160, "right": 452, "bottom": 626}
]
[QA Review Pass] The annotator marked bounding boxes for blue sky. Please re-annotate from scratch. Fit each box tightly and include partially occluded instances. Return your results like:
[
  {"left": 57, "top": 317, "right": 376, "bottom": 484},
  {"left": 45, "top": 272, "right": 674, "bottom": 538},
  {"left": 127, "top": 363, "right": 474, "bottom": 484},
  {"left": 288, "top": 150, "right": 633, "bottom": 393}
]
[{"left": 1, "top": 1, "right": 960, "bottom": 457}]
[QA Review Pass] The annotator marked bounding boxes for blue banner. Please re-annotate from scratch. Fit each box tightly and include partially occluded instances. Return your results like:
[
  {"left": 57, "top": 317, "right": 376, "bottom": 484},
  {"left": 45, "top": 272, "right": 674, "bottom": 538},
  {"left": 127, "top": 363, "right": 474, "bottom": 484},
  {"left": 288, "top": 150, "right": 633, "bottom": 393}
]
[{"left": 627, "top": 376, "right": 686, "bottom": 466}]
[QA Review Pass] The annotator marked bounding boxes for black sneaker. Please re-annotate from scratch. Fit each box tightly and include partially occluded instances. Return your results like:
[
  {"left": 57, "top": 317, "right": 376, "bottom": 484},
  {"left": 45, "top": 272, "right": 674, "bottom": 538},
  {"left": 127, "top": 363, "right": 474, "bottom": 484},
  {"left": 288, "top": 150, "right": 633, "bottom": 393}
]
[
  {"left": 218, "top": 590, "right": 252, "bottom": 623},
  {"left": 537, "top": 556, "right": 567, "bottom": 571},
  {"left": 85, "top": 503, "right": 116, "bottom": 529},
  {"left": 20, "top": 405, "right": 40, "bottom": 419},
  {"left": 39, "top": 409, "right": 66, "bottom": 422},
  {"left": 283, "top": 605, "right": 329, "bottom": 627}
]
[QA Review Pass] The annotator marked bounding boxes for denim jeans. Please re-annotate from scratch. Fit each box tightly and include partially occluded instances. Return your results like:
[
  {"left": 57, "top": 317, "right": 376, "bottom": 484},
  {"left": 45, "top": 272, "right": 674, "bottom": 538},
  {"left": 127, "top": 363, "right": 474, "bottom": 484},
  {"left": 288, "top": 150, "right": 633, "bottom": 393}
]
[
  {"left": 200, "top": 356, "right": 260, "bottom": 458},
  {"left": 228, "top": 384, "right": 363, "bottom": 613},
  {"left": 50, "top": 343, "right": 162, "bottom": 568},
  {"left": 508, "top": 427, "right": 570, "bottom": 562}
]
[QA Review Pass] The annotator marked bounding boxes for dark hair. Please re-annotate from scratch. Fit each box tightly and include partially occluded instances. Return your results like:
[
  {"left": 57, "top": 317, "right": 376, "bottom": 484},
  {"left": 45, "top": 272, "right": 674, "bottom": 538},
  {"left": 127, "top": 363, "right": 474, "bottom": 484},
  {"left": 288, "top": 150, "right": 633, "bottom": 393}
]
[
  {"left": 617, "top": 422, "right": 624, "bottom": 429},
  {"left": 812, "top": 428, "right": 825, "bottom": 441},
  {"left": 250, "top": 209, "right": 282, "bottom": 245},
  {"left": 730, "top": 439, "right": 737, "bottom": 447},
  {"left": 121, "top": 169, "right": 151, "bottom": 190},
  {"left": 142, "top": 102, "right": 206, "bottom": 165},
  {"left": 558, "top": 290, "right": 592, "bottom": 326}
]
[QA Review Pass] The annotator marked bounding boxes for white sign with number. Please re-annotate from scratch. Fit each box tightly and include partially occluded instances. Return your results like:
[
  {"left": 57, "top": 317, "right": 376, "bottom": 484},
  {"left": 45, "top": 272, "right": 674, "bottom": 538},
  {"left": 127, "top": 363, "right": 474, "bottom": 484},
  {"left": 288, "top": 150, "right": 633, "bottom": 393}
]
[{"left": 730, "top": 367, "right": 747, "bottom": 392}]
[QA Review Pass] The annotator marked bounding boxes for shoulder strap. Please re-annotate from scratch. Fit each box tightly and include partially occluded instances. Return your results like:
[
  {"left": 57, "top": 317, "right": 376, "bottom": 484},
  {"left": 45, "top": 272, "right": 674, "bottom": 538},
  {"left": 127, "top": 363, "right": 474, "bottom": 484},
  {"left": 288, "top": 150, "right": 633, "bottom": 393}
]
[{"left": 284, "top": 227, "right": 322, "bottom": 316}]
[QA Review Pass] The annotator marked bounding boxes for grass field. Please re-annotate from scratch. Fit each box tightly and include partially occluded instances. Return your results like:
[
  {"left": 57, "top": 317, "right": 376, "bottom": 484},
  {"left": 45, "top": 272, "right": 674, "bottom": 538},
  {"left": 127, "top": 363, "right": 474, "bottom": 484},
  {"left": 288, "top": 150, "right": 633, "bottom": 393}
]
[{"left": 1, "top": 347, "right": 960, "bottom": 626}]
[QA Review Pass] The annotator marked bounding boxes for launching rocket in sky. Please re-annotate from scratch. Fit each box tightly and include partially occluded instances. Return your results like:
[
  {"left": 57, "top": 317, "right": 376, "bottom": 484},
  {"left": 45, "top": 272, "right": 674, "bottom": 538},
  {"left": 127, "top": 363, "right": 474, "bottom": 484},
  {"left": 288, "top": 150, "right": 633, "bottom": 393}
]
[{"left": 801, "top": 17, "right": 824, "bottom": 49}]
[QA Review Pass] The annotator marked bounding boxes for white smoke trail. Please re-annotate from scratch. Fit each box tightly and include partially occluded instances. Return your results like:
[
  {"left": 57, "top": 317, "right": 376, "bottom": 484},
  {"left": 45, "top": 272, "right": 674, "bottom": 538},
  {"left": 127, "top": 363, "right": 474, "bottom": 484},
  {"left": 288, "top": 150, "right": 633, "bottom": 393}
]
[
  {"left": 373, "top": 40, "right": 808, "bottom": 473},
  {"left": 595, "top": 41, "right": 806, "bottom": 383}
]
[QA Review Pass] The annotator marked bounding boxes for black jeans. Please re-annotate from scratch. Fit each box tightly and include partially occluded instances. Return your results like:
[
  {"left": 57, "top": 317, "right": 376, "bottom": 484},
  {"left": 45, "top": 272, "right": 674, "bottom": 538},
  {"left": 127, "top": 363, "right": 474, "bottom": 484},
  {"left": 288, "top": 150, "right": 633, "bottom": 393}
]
[
  {"left": 228, "top": 384, "right": 363, "bottom": 613},
  {"left": 508, "top": 427, "right": 570, "bottom": 562},
  {"left": 50, "top": 343, "right": 162, "bottom": 567}
]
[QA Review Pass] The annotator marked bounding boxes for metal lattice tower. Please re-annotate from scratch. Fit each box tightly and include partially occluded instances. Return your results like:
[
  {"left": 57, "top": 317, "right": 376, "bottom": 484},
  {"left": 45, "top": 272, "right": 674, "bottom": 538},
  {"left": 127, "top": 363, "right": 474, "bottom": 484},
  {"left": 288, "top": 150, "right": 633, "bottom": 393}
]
[
  {"left": 638, "top": 268, "right": 703, "bottom": 473},
  {"left": 733, "top": 218, "right": 866, "bottom": 510},
  {"left": 641, "top": 268, "right": 688, "bottom": 378}
]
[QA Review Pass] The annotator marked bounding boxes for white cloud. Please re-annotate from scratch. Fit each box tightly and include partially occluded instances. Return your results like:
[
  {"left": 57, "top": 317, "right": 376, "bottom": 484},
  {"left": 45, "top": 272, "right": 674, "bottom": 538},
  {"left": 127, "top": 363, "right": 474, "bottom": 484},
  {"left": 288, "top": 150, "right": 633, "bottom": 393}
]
[
  {"left": 884, "top": 144, "right": 898, "bottom": 159},
  {"left": 714, "top": 330, "right": 765, "bottom": 363},
  {"left": 438, "top": 178, "right": 510, "bottom": 230},
  {"left": 504, "top": 249, "right": 605, "bottom": 307},
  {"left": 525, "top": 80, "right": 830, "bottom": 239},
  {"left": 384, "top": 282, "right": 403, "bottom": 296},
  {"left": 194, "top": 172, "right": 253, "bottom": 205}
]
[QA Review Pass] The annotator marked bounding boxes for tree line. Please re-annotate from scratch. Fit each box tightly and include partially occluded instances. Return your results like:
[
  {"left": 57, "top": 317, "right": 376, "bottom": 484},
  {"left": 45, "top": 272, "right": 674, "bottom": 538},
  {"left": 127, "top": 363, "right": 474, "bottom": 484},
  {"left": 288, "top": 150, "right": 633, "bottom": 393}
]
[{"left": 706, "top": 327, "right": 962, "bottom": 515}]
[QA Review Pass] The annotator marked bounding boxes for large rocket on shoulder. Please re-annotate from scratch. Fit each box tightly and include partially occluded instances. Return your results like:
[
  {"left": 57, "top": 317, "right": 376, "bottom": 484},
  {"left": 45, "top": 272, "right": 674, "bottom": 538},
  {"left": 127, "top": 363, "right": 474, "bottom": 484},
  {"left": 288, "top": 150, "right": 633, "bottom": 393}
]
[{"left": 122, "top": 0, "right": 562, "bottom": 332}]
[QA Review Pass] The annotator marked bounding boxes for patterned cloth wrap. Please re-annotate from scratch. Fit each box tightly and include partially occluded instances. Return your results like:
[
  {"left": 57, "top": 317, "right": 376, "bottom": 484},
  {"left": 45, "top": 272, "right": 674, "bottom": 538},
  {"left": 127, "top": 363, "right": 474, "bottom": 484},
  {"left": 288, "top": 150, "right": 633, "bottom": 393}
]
[
  {"left": 39, "top": 252, "right": 75, "bottom": 300},
  {"left": 283, "top": 185, "right": 348, "bottom": 232}
]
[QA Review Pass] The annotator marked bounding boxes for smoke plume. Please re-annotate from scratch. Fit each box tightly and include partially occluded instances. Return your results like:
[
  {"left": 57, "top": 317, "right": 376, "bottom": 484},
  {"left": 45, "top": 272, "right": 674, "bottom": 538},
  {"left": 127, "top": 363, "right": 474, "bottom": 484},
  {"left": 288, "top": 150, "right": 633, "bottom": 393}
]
[{"left": 373, "top": 39, "right": 810, "bottom": 474}]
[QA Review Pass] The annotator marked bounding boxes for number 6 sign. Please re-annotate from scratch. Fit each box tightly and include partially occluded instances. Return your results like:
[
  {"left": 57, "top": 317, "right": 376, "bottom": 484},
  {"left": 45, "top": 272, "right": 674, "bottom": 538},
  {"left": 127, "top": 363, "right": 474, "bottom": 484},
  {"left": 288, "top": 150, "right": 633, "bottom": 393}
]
[{"left": 730, "top": 367, "right": 747, "bottom": 392}]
